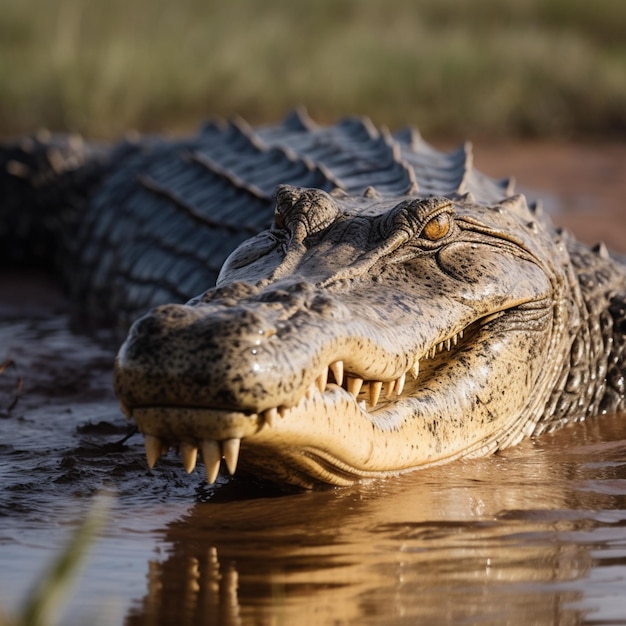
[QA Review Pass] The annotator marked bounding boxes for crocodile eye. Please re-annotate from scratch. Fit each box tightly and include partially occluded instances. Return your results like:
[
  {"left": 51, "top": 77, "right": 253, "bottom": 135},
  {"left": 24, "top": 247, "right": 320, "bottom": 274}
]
[{"left": 422, "top": 212, "right": 451, "bottom": 241}]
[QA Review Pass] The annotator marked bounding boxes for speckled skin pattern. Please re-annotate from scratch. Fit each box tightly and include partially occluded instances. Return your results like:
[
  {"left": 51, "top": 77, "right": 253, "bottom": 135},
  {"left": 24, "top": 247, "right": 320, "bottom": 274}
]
[{"left": 3, "top": 110, "right": 626, "bottom": 488}]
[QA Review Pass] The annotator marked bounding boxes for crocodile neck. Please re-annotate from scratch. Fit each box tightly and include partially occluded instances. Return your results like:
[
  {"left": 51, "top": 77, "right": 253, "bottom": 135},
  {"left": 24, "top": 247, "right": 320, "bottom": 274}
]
[{"left": 535, "top": 237, "right": 626, "bottom": 436}]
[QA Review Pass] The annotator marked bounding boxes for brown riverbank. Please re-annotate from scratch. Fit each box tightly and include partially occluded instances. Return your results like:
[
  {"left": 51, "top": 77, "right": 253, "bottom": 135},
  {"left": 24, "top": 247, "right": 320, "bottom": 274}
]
[{"left": 476, "top": 141, "right": 626, "bottom": 253}]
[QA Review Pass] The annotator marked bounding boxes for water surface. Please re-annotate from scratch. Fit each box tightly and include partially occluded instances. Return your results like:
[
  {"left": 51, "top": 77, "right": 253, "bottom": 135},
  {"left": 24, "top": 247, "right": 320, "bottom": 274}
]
[{"left": 1, "top": 309, "right": 626, "bottom": 626}]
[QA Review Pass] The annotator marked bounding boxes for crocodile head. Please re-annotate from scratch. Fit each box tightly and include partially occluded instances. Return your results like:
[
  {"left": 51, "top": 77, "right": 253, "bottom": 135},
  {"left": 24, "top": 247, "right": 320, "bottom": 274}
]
[{"left": 114, "top": 185, "right": 578, "bottom": 488}]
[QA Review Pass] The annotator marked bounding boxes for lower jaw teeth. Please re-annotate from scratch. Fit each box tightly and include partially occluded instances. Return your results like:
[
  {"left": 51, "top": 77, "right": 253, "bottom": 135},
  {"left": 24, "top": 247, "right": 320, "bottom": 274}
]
[{"left": 143, "top": 435, "right": 241, "bottom": 484}]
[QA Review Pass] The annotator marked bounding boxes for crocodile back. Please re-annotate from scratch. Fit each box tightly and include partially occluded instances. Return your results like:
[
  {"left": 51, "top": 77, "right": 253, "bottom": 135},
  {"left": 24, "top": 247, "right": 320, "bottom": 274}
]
[{"left": 2, "top": 111, "right": 515, "bottom": 326}]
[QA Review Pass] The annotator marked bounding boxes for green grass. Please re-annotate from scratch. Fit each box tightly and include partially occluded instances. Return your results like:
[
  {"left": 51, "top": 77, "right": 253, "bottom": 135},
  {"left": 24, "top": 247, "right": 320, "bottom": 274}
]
[{"left": 0, "top": 0, "right": 625, "bottom": 139}]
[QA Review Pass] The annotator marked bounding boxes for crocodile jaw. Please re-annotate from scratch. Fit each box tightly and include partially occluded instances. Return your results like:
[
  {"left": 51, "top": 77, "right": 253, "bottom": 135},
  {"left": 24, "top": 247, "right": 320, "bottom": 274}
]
[{"left": 119, "top": 303, "right": 558, "bottom": 488}]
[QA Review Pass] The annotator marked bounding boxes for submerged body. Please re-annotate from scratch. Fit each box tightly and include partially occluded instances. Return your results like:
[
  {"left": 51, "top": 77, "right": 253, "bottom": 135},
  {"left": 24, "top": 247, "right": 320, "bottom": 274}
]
[{"left": 3, "top": 110, "right": 626, "bottom": 488}]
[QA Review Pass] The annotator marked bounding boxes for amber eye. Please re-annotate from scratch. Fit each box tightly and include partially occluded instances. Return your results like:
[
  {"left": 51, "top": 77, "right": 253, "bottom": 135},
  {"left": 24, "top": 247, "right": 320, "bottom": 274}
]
[{"left": 422, "top": 212, "right": 451, "bottom": 241}]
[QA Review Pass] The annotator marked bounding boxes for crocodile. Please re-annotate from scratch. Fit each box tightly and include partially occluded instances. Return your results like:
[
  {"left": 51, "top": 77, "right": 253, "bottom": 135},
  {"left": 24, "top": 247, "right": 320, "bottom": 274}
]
[{"left": 3, "top": 109, "right": 626, "bottom": 488}]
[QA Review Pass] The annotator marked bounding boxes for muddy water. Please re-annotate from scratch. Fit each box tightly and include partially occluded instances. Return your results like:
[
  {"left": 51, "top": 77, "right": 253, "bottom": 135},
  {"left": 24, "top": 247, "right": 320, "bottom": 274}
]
[{"left": 1, "top": 143, "right": 626, "bottom": 625}]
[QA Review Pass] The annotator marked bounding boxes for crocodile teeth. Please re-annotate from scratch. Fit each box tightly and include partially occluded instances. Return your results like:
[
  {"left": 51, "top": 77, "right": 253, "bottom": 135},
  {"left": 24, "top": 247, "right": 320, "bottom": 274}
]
[
  {"left": 369, "top": 381, "right": 382, "bottom": 407},
  {"left": 425, "top": 330, "right": 465, "bottom": 359},
  {"left": 395, "top": 373, "right": 406, "bottom": 395},
  {"left": 410, "top": 360, "right": 419, "bottom": 379},
  {"left": 316, "top": 367, "right": 329, "bottom": 393},
  {"left": 330, "top": 360, "right": 344, "bottom": 386},
  {"left": 201, "top": 440, "right": 222, "bottom": 483},
  {"left": 346, "top": 376, "right": 364, "bottom": 397},
  {"left": 223, "top": 438, "right": 241, "bottom": 475},
  {"left": 180, "top": 442, "right": 198, "bottom": 473},
  {"left": 305, "top": 383, "right": 316, "bottom": 400},
  {"left": 264, "top": 407, "right": 278, "bottom": 426},
  {"left": 383, "top": 380, "right": 395, "bottom": 396},
  {"left": 198, "top": 439, "right": 242, "bottom": 482},
  {"left": 144, "top": 434, "right": 166, "bottom": 469}
]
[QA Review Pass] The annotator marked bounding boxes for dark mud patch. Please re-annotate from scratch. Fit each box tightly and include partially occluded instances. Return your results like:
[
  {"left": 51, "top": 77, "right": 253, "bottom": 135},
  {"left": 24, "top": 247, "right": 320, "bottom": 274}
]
[{"left": 0, "top": 281, "right": 217, "bottom": 516}]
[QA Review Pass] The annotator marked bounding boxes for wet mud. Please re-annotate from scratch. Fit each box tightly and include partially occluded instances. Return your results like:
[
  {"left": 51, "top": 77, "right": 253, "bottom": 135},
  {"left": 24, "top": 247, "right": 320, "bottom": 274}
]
[{"left": 1, "top": 143, "right": 626, "bottom": 625}]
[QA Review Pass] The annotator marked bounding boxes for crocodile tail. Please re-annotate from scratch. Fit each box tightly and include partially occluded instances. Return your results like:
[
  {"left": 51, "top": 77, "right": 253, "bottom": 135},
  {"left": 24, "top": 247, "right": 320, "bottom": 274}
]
[{"left": 0, "top": 132, "right": 110, "bottom": 270}]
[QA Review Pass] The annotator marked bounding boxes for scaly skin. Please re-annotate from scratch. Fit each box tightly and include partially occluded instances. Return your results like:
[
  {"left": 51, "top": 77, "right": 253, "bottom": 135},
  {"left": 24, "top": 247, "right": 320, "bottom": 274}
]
[
  {"left": 3, "top": 112, "right": 625, "bottom": 488},
  {"left": 114, "top": 185, "right": 626, "bottom": 488}
]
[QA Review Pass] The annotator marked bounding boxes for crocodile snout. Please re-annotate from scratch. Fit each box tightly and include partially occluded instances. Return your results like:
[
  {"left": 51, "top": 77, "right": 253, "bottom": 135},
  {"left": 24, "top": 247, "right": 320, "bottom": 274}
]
[{"left": 115, "top": 301, "right": 281, "bottom": 403}]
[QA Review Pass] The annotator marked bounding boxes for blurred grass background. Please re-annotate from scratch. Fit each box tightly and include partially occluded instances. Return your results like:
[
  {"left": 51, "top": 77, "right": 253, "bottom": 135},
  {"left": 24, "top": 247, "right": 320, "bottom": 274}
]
[{"left": 0, "top": 0, "right": 625, "bottom": 140}]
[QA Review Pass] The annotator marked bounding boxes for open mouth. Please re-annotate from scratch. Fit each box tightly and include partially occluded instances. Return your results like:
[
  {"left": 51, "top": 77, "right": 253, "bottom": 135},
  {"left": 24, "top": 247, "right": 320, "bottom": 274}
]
[
  {"left": 119, "top": 284, "right": 552, "bottom": 488},
  {"left": 127, "top": 316, "right": 494, "bottom": 484},
  {"left": 318, "top": 325, "right": 468, "bottom": 413}
]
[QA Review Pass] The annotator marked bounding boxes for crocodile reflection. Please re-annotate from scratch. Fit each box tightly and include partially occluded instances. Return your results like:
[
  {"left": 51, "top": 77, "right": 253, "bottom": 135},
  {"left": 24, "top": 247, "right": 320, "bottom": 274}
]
[{"left": 123, "top": 422, "right": 626, "bottom": 626}]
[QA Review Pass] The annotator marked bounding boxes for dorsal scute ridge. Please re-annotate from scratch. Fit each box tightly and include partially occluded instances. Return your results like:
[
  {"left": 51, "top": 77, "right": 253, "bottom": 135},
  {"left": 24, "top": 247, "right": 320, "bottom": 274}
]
[
  {"left": 199, "top": 113, "right": 516, "bottom": 209},
  {"left": 377, "top": 127, "right": 420, "bottom": 194},
  {"left": 504, "top": 176, "right": 516, "bottom": 196},
  {"left": 337, "top": 115, "right": 379, "bottom": 141},
  {"left": 442, "top": 143, "right": 472, "bottom": 166},
  {"left": 404, "top": 181, "right": 420, "bottom": 196},
  {"left": 264, "top": 144, "right": 341, "bottom": 194},
  {"left": 281, "top": 107, "right": 317, "bottom": 132},
  {"left": 186, "top": 151, "right": 270, "bottom": 202},
  {"left": 255, "top": 115, "right": 414, "bottom": 195},
  {"left": 136, "top": 172, "right": 258, "bottom": 236},
  {"left": 496, "top": 193, "right": 531, "bottom": 218},
  {"left": 227, "top": 118, "right": 268, "bottom": 152},
  {"left": 195, "top": 117, "right": 343, "bottom": 197},
  {"left": 314, "top": 161, "right": 345, "bottom": 192},
  {"left": 459, "top": 191, "right": 477, "bottom": 204},
  {"left": 330, "top": 187, "right": 349, "bottom": 199},
  {"left": 381, "top": 127, "right": 403, "bottom": 164},
  {"left": 199, "top": 117, "right": 228, "bottom": 136},
  {"left": 529, "top": 199, "right": 544, "bottom": 217},
  {"left": 395, "top": 136, "right": 481, "bottom": 200},
  {"left": 455, "top": 141, "right": 474, "bottom": 196},
  {"left": 362, "top": 186, "right": 381, "bottom": 199},
  {"left": 393, "top": 127, "right": 424, "bottom": 153},
  {"left": 297, "top": 154, "right": 345, "bottom": 192},
  {"left": 553, "top": 226, "right": 575, "bottom": 248},
  {"left": 592, "top": 242, "right": 610, "bottom": 260}
]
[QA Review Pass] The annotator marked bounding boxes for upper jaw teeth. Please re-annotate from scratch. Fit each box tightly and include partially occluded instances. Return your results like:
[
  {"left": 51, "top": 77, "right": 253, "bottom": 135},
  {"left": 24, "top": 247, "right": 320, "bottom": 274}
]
[
  {"left": 281, "top": 326, "right": 464, "bottom": 413},
  {"left": 140, "top": 327, "right": 467, "bottom": 482},
  {"left": 317, "top": 327, "right": 464, "bottom": 407}
]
